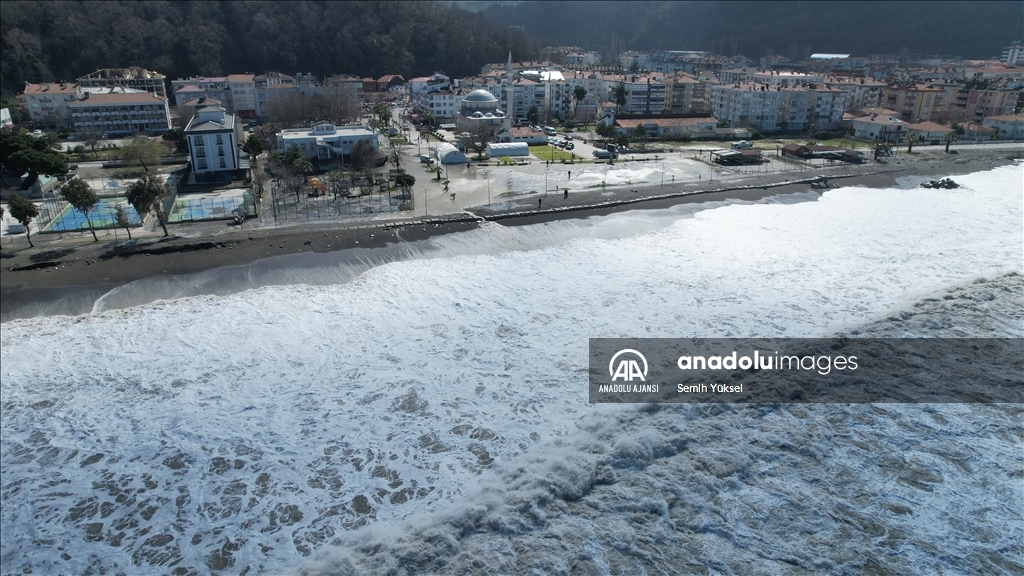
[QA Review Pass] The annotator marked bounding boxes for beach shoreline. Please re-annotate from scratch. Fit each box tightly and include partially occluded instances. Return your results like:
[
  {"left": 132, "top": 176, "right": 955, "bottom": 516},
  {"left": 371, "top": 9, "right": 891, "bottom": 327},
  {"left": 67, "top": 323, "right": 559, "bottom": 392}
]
[{"left": 2, "top": 147, "right": 1019, "bottom": 321}]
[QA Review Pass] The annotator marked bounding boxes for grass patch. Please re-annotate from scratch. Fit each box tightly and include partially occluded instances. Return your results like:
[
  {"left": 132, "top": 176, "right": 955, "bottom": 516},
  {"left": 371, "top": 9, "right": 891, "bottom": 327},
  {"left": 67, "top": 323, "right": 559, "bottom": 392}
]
[{"left": 529, "top": 145, "right": 578, "bottom": 162}]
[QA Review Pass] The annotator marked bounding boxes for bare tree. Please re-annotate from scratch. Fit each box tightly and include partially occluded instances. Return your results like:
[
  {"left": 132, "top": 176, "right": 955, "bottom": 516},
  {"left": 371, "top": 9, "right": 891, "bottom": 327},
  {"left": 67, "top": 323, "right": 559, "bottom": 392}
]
[
  {"left": 459, "top": 123, "right": 494, "bottom": 159},
  {"left": 115, "top": 204, "right": 132, "bottom": 239}
]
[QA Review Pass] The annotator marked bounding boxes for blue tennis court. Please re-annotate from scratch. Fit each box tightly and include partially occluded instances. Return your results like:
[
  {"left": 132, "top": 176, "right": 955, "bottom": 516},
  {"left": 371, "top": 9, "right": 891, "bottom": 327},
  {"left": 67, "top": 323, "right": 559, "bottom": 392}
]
[
  {"left": 43, "top": 198, "right": 142, "bottom": 232},
  {"left": 168, "top": 190, "right": 254, "bottom": 223}
]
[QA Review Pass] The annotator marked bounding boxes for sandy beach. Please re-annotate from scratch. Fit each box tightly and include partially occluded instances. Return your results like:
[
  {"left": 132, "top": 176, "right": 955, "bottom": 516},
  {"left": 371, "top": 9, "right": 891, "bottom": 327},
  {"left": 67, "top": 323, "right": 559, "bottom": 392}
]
[{"left": 2, "top": 146, "right": 1019, "bottom": 321}]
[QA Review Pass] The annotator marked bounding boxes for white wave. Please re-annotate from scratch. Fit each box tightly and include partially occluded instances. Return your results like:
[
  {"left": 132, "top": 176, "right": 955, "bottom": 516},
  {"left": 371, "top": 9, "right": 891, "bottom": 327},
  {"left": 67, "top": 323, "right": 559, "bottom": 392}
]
[{"left": 1, "top": 164, "right": 1021, "bottom": 574}]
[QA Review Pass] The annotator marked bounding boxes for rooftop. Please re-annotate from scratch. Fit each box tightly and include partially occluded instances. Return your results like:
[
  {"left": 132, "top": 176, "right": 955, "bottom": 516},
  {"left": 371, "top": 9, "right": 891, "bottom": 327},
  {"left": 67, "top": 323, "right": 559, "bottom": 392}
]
[
  {"left": 70, "top": 91, "right": 167, "bottom": 105},
  {"left": 279, "top": 124, "right": 376, "bottom": 138},
  {"left": 907, "top": 121, "right": 953, "bottom": 132},
  {"left": 23, "top": 82, "right": 78, "bottom": 95}
]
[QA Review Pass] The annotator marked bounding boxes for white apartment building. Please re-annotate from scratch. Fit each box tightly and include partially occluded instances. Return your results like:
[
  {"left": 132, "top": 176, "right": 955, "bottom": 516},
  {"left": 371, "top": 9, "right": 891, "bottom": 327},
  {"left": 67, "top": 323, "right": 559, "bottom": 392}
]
[
  {"left": 1001, "top": 42, "right": 1024, "bottom": 66},
  {"left": 19, "top": 82, "right": 82, "bottom": 128},
  {"left": 185, "top": 106, "right": 244, "bottom": 182},
  {"left": 421, "top": 89, "right": 466, "bottom": 120},
  {"left": 710, "top": 83, "right": 847, "bottom": 133},
  {"left": 276, "top": 122, "right": 379, "bottom": 162},
  {"left": 410, "top": 73, "right": 451, "bottom": 96}
]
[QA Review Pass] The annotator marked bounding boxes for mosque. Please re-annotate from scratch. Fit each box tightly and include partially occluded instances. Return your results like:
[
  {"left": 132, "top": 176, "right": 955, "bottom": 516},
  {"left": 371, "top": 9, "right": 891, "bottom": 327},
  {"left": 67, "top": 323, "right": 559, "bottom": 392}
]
[
  {"left": 454, "top": 53, "right": 514, "bottom": 135},
  {"left": 455, "top": 89, "right": 511, "bottom": 135}
]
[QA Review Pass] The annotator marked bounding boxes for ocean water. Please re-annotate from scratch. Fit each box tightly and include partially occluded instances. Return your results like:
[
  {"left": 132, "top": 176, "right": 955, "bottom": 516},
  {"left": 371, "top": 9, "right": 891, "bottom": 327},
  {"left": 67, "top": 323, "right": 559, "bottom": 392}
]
[{"left": 1, "top": 164, "right": 1022, "bottom": 575}]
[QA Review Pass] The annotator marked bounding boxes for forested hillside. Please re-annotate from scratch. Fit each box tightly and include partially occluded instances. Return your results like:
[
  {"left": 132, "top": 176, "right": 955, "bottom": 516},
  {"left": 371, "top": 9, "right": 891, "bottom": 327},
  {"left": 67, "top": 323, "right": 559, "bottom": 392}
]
[
  {"left": 481, "top": 1, "right": 1022, "bottom": 62},
  {"left": 0, "top": 1, "right": 540, "bottom": 96}
]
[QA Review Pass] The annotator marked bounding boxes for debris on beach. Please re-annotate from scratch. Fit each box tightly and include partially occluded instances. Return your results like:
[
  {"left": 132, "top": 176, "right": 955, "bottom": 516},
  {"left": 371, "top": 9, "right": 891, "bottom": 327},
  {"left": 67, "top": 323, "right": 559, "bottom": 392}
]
[{"left": 920, "top": 178, "right": 960, "bottom": 189}]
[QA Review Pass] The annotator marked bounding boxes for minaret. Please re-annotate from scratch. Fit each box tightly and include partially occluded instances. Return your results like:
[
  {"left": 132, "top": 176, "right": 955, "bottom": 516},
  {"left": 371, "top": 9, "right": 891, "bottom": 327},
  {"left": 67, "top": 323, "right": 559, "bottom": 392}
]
[{"left": 506, "top": 52, "right": 514, "bottom": 123}]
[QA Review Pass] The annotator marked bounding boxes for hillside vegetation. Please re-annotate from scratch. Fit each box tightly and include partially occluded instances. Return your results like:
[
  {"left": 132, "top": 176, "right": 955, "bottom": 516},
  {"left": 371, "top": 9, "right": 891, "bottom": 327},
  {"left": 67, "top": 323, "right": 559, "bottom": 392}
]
[{"left": 0, "top": 0, "right": 540, "bottom": 96}]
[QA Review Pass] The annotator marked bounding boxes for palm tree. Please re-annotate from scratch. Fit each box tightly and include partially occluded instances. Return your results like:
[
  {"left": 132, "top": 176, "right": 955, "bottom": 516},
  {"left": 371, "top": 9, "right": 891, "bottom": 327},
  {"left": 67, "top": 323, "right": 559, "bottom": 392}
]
[
  {"left": 905, "top": 133, "right": 917, "bottom": 153},
  {"left": 943, "top": 131, "right": 958, "bottom": 153}
]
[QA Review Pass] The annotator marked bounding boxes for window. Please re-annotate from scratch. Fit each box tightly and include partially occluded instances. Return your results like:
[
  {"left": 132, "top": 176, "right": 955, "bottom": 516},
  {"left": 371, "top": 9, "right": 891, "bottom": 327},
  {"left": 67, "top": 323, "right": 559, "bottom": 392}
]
[
  {"left": 216, "top": 134, "right": 223, "bottom": 145},
  {"left": 198, "top": 159, "right": 207, "bottom": 169},
  {"left": 220, "top": 157, "right": 226, "bottom": 168},
  {"left": 192, "top": 135, "right": 203, "bottom": 147},
  {"left": 196, "top": 146, "right": 206, "bottom": 157},
  {"left": 218, "top": 146, "right": 225, "bottom": 157}
]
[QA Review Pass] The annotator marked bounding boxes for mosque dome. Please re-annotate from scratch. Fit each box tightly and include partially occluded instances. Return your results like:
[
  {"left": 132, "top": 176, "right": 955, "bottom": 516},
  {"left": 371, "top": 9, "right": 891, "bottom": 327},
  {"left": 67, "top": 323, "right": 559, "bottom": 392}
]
[{"left": 464, "top": 89, "right": 497, "bottom": 103}]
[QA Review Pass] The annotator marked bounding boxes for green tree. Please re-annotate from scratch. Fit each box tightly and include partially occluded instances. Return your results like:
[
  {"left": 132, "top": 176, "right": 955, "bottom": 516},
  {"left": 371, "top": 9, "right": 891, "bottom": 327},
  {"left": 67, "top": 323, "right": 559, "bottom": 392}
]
[
  {"left": 60, "top": 178, "right": 100, "bottom": 242},
  {"left": 395, "top": 172, "right": 415, "bottom": 189},
  {"left": 422, "top": 109, "right": 436, "bottom": 127},
  {"left": 950, "top": 122, "right": 966, "bottom": 135},
  {"left": 243, "top": 134, "right": 263, "bottom": 158},
  {"left": 285, "top": 145, "right": 302, "bottom": 164},
  {"left": 162, "top": 129, "right": 188, "bottom": 154},
  {"left": 126, "top": 174, "right": 170, "bottom": 237},
  {"left": 527, "top": 105, "right": 539, "bottom": 124},
  {"left": 292, "top": 156, "right": 314, "bottom": 175},
  {"left": 633, "top": 122, "right": 647, "bottom": 149},
  {"left": 115, "top": 204, "right": 132, "bottom": 240},
  {"left": 7, "top": 193, "right": 39, "bottom": 247},
  {"left": 613, "top": 83, "right": 629, "bottom": 112},
  {"left": 374, "top": 100, "right": 392, "bottom": 126},
  {"left": 573, "top": 86, "right": 587, "bottom": 119},
  {"left": 7, "top": 149, "right": 69, "bottom": 189},
  {"left": 120, "top": 136, "right": 163, "bottom": 172},
  {"left": 615, "top": 132, "right": 629, "bottom": 148}
]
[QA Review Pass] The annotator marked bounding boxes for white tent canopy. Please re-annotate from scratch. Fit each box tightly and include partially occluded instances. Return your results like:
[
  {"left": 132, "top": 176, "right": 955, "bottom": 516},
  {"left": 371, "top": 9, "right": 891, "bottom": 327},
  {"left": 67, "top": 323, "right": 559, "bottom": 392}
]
[
  {"left": 487, "top": 142, "right": 529, "bottom": 157},
  {"left": 435, "top": 143, "right": 467, "bottom": 165}
]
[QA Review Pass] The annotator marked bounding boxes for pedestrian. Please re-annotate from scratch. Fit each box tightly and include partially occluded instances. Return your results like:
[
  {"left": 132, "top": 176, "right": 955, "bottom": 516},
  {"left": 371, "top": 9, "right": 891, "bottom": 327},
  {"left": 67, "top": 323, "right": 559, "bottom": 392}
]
[
  {"left": 538, "top": 198, "right": 543, "bottom": 209},
  {"left": 568, "top": 170, "right": 571, "bottom": 179},
  {"left": 563, "top": 189, "right": 568, "bottom": 199}
]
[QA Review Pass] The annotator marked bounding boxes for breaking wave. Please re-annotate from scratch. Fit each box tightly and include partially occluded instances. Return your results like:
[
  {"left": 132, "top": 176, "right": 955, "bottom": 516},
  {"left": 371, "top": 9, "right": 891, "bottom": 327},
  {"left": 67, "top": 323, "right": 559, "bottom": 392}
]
[{"left": 1, "top": 163, "right": 1021, "bottom": 575}]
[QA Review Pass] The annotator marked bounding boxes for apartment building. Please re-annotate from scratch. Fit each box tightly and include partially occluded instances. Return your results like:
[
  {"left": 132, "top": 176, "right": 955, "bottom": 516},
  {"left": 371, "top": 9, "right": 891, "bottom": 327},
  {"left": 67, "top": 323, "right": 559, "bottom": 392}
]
[
  {"left": 954, "top": 87, "right": 1020, "bottom": 122},
  {"left": 665, "top": 73, "right": 710, "bottom": 114},
  {"left": 421, "top": 89, "right": 466, "bottom": 120},
  {"left": 1001, "top": 42, "right": 1024, "bottom": 66},
  {"left": 67, "top": 88, "right": 171, "bottom": 135},
  {"left": 228, "top": 74, "right": 257, "bottom": 118},
  {"left": 982, "top": 114, "right": 1024, "bottom": 140},
  {"left": 749, "top": 71, "right": 824, "bottom": 87},
  {"left": 19, "top": 82, "right": 81, "bottom": 128},
  {"left": 883, "top": 83, "right": 943, "bottom": 123},
  {"left": 184, "top": 106, "right": 244, "bottom": 182},
  {"left": 710, "top": 83, "right": 847, "bottom": 133},
  {"left": 826, "top": 76, "right": 885, "bottom": 112}
]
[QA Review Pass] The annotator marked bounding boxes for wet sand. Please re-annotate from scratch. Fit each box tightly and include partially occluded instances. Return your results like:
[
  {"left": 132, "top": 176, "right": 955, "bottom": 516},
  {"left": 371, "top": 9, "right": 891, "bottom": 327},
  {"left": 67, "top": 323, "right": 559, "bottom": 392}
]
[{"left": 2, "top": 148, "right": 1019, "bottom": 321}]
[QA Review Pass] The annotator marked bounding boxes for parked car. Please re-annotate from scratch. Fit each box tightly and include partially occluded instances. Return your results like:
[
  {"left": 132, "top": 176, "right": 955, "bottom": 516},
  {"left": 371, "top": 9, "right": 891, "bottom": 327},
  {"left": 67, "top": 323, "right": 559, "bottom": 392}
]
[
  {"left": 565, "top": 142, "right": 574, "bottom": 150},
  {"left": 731, "top": 140, "right": 753, "bottom": 149},
  {"left": 419, "top": 154, "right": 431, "bottom": 163}
]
